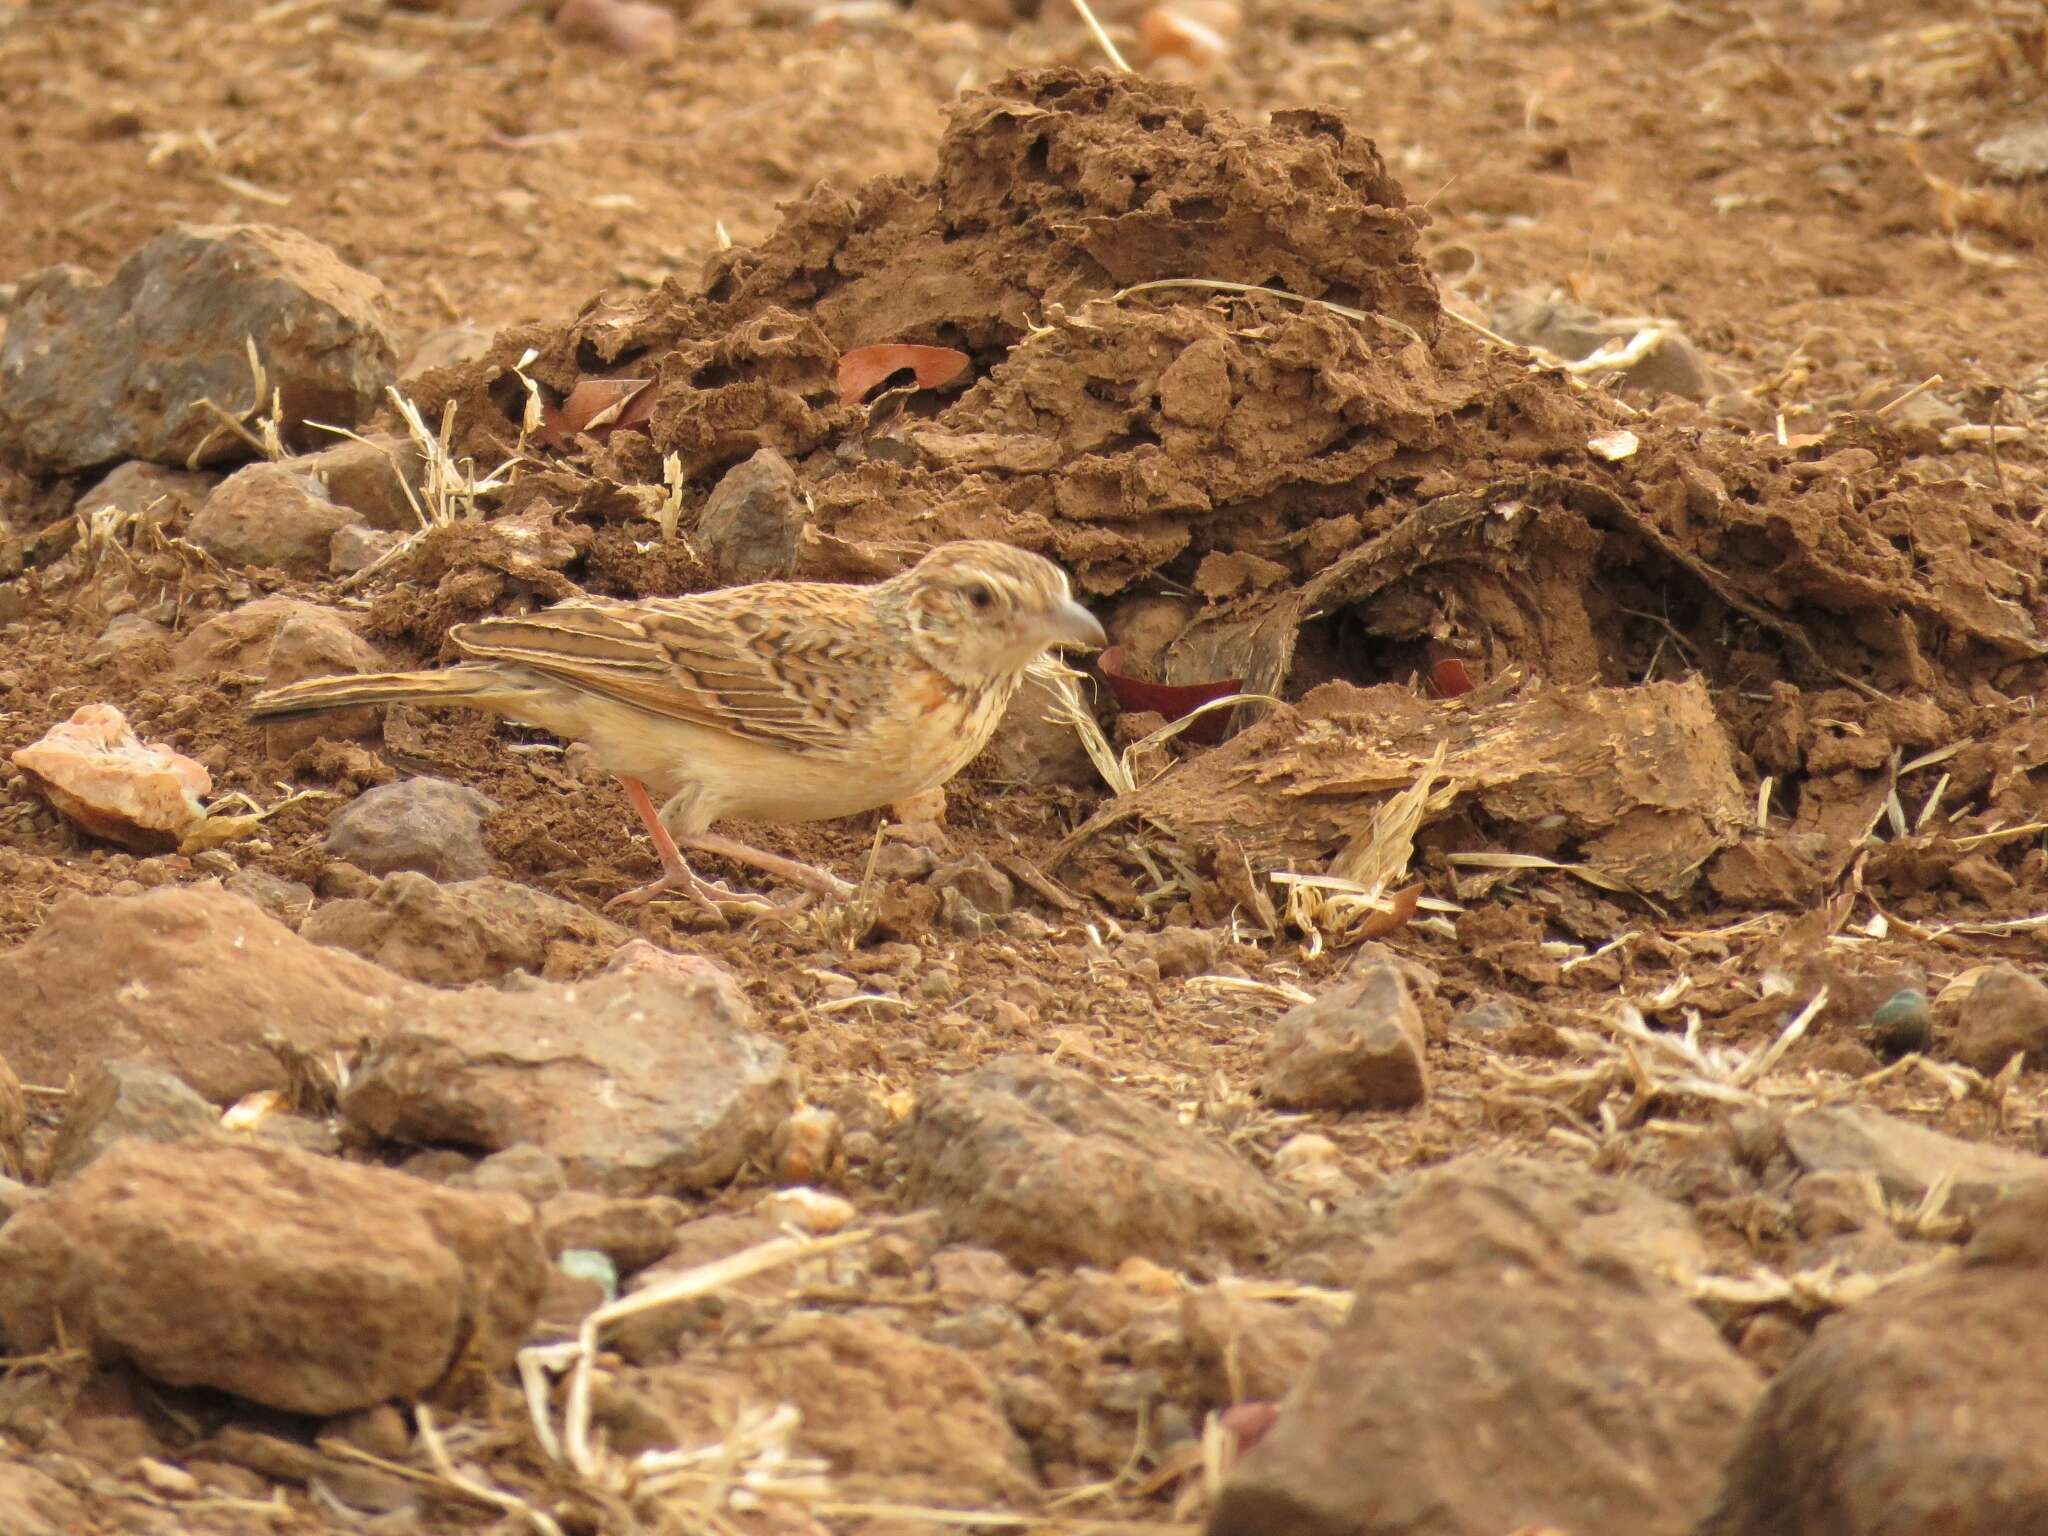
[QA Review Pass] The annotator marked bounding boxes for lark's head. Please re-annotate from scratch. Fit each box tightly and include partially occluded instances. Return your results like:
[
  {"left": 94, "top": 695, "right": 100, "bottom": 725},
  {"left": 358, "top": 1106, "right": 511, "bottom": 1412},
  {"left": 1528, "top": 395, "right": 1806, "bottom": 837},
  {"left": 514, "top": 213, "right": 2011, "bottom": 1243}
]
[{"left": 884, "top": 540, "right": 1105, "bottom": 687}]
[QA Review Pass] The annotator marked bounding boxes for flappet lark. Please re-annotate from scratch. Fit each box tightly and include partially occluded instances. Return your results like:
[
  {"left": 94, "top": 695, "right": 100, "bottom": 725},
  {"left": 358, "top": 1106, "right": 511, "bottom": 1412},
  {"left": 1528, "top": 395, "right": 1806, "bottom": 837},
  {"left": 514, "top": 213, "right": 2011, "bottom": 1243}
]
[{"left": 249, "top": 540, "right": 1105, "bottom": 910}]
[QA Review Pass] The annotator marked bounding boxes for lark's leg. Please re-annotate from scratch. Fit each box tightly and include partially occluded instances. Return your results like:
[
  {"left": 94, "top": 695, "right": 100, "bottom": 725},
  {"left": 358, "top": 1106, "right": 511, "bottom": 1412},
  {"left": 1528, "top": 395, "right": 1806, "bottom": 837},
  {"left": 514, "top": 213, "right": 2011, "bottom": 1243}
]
[
  {"left": 606, "top": 776, "right": 735, "bottom": 913},
  {"left": 680, "top": 830, "right": 856, "bottom": 899}
]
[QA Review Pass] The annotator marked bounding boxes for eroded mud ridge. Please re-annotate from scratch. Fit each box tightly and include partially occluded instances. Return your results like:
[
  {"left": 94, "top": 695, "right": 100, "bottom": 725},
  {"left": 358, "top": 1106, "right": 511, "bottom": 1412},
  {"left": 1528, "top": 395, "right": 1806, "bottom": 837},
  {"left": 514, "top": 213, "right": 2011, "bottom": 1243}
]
[{"left": 3, "top": 7, "right": 2048, "bottom": 1536}]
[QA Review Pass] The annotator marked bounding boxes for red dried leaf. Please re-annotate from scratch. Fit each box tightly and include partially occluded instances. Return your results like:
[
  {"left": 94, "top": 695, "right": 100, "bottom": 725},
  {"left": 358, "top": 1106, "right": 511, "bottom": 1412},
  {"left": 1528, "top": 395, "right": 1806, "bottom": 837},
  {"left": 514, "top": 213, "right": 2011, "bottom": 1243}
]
[
  {"left": 534, "top": 377, "right": 656, "bottom": 450},
  {"left": 1098, "top": 645, "right": 1243, "bottom": 747},
  {"left": 836, "top": 344, "right": 970, "bottom": 407},
  {"left": 1356, "top": 881, "right": 1423, "bottom": 939},
  {"left": 1429, "top": 656, "right": 1477, "bottom": 697},
  {"left": 1218, "top": 1402, "right": 1282, "bottom": 1459}
]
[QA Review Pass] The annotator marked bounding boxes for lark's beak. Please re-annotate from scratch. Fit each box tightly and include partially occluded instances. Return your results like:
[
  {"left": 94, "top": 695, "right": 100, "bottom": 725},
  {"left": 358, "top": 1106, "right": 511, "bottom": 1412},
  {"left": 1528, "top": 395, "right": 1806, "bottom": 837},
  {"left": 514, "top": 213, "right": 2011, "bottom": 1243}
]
[{"left": 1041, "top": 596, "right": 1107, "bottom": 651}]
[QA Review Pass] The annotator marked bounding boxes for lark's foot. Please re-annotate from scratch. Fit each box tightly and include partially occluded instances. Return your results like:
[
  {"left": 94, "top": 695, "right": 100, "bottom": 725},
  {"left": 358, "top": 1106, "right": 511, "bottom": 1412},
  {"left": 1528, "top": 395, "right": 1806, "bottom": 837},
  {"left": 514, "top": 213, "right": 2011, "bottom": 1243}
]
[
  {"left": 610, "top": 775, "right": 735, "bottom": 915},
  {"left": 681, "top": 830, "right": 857, "bottom": 901}
]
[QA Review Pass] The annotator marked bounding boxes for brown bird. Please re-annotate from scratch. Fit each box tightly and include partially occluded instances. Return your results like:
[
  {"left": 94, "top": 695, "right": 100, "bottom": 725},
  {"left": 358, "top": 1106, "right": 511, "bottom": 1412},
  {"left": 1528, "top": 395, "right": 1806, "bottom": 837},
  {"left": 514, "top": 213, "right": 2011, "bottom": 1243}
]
[{"left": 249, "top": 540, "right": 1105, "bottom": 911}]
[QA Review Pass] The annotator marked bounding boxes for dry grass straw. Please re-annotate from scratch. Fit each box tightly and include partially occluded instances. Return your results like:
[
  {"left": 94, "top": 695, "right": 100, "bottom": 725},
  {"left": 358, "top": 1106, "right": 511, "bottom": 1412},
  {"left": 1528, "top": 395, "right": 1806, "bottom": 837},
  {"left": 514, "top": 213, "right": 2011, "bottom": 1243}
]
[
  {"left": 517, "top": 1229, "right": 872, "bottom": 1514},
  {"left": 1066, "top": 0, "right": 1131, "bottom": 72},
  {"left": 1028, "top": 654, "right": 1272, "bottom": 796},
  {"left": 185, "top": 336, "right": 290, "bottom": 468},
  {"left": 1112, "top": 278, "right": 1426, "bottom": 349},
  {"left": 1272, "top": 741, "right": 1453, "bottom": 956},
  {"left": 321, "top": 383, "right": 526, "bottom": 591}
]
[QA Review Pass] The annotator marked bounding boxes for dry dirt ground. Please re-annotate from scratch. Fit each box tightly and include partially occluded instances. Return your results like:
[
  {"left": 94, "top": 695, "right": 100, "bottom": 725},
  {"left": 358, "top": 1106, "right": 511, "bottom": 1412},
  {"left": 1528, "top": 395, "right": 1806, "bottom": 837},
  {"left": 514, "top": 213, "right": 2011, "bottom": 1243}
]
[{"left": 3, "top": 0, "right": 2048, "bottom": 1532}]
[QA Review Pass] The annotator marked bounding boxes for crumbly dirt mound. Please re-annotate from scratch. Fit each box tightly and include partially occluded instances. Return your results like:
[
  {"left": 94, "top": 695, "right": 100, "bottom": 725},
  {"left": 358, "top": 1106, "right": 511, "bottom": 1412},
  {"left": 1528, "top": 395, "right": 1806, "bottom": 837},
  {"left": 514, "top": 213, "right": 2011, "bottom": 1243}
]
[{"left": 416, "top": 66, "right": 1439, "bottom": 468}]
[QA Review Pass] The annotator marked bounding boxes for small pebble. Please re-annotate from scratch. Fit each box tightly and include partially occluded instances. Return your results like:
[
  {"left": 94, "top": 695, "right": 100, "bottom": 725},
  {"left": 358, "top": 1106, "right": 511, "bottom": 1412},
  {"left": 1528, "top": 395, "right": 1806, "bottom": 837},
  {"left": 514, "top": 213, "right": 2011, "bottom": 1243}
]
[
  {"left": 1871, "top": 988, "right": 1933, "bottom": 1058},
  {"left": 558, "top": 1248, "right": 619, "bottom": 1303}
]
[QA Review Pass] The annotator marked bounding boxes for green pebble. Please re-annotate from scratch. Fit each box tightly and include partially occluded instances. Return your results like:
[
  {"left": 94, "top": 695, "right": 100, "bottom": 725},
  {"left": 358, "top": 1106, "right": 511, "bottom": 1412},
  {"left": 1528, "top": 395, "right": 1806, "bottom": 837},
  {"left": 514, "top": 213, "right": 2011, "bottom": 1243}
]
[
  {"left": 558, "top": 1248, "right": 619, "bottom": 1302},
  {"left": 1871, "top": 988, "right": 1933, "bottom": 1057}
]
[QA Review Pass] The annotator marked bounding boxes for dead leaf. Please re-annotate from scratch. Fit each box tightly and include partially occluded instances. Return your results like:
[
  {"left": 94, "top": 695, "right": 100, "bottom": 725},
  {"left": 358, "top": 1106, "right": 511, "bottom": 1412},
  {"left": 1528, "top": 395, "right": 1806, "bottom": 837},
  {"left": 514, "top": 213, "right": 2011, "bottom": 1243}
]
[
  {"left": 535, "top": 377, "right": 656, "bottom": 449},
  {"left": 836, "top": 344, "right": 970, "bottom": 406},
  {"left": 1356, "top": 881, "right": 1423, "bottom": 939},
  {"left": 1430, "top": 657, "right": 1477, "bottom": 697},
  {"left": 1099, "top": 645, "right": 1243, "bottom": 746}
]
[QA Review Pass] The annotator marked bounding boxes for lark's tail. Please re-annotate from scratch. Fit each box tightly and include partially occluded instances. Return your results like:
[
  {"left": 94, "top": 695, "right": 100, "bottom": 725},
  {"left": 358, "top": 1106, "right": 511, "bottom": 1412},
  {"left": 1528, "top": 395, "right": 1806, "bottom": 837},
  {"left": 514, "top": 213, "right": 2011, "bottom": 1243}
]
[{"left": 247, "top": 667, "right": 507, "bottom": 724}]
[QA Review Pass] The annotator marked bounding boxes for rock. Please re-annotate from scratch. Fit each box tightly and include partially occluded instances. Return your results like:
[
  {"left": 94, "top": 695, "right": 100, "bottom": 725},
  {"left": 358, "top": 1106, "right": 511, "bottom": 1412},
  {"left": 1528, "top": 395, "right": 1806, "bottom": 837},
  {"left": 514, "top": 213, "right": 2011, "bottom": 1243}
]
[
  {"left": 904, "top": 1057, "right": 1297, "bottom": 1270},
  {"left": 0, "top": 884, "right": 409, "bottom": 1102},
  {"left": 771, "top": 1102, "right": 843, "bottom": 1183},
  {"left": 300, "top": 871, "right": 628, "bottom": 985},
  {"left": 538, "top": 1191, "right": 686, "bottom": 1273},
  {"left": 0, "top": 224, "right": 398, "bottom": 475},
  {"left": 1261, "top": 963, "right": 1428, "bottom": 1111},
  {"left": 756, "top": 1185, "right": 857, "bottom": 1233},
  {"left": 465, "top": 1144, "right": 569, "bottom": 1203},
  {"left": 0, "top": 1139, "right": 545, "bottom": 1415},
  {"left": 403, "top": 324, "right": 495, "bottom": 377},
  {"left": 1117, "top": 925, "right": 1220, "bottom": 980},
  {"left": 186, "top": 461, "right": 356, "bottom": 574},
  {"left": 324, "top": 1403, "right": 411, "bottom": 1461},
  {"left": 293, "top": 433, "right": 424, "bottom": 533},
  {"left": 222, "top": 867, "right": 316, "bottom": 925},
  {"left": 1952, "top": 964, "right": 2048, "bottom": 1074},
  {"left": 322, "top": 777, "right": 499, "bottom": 882},
  {"left": 329, "top": 523, "right": 400, "bottom": 574},
  {"left": 1452, "top": 996, "right": 1520, "bottom": 1032},
  {"left": 695, "top": 448, "right": 802, "bottom": 584},
  {"left": 606, "top": 1212, "right": 789, "bottom": 1361},
  {"left": 0, "top": 1463, "right": 89, "bottom": 1536},
  {"left": 73, "top": 460, "right": 217, "bottom": 526},
  {"left": 1698, "top": 1179, "right": 2048, "bottom": 1536},
  {"left": 1212, "top": 1161, "right": 1761, "bottom": 1536},
  {"left": 617, "top": 1315, "right": 1036, "bottom": 1506},
  {"left": 1782, "top": 1105, "right": 2048, "bottom": 1218},
  {"left": 84, "top": 613, "right": 172, "bottom": 668},
  {"left": 174, "top": 594, "right": 372, "bottom": 680},
  {"left": 261, "top": 598, "right": 390, "bottom": 751},
  {"left": 977, "top": 671, "right": 1101, "bottom": 789},
  {"left": 10, "top": 703, "right": 210, "bottom": 851},
  {"left": 340, "top": 948, "right": 797, "bottom": 1194},
  {"left": 43, "top": 1060, "right": 217, "bottom": 1181},
  {"left": 1489, "top": 289, "right": 1727, "bottom": 403},
  {"left": 1870, "top": 986, "right": 1934, "bottom": 1058}
]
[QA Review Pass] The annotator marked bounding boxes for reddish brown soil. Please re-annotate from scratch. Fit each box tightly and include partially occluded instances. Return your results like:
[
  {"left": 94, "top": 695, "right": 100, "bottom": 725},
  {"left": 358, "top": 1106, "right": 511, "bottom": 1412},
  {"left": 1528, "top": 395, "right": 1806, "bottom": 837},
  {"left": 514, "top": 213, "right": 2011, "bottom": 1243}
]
[{"left": 3, "top": 0, "right": 2047, "bottom": 1530}]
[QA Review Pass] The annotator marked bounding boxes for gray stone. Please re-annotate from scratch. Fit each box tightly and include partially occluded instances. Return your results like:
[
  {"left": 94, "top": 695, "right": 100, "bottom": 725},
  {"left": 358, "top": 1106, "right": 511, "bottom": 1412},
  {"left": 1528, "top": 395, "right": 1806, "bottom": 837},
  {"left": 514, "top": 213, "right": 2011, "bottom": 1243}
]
[
  {"left": 1212, "top": 1161, "right": 1760, "bottom": 1536},
  {"left": 695, "top": 447, "right": 802, "bottom": 584},
  {"left": 465, "top": 1144, "right": 569, "bottom": 1203},
  {"left": 904, "top": 1056, "right": 1298, "bottom": 1270},
  {"left": 294, "top": 433, "right": 424, "bottom": 533},
  {"left": 329, "top": 522, "right": 401, "bottom": 574},
  {"left": 977, "top": 671, "right": 1101, "bottom": 790},
  {"left": 1262, "top": 963, "right": 1429, "bottom": 1111},
  {"left": 187, "top": 461, "right": 356, "bottom": 574},
  {"left": 73, "top": 460, "right": 217, "bottom": 526},
  {"left": 1782, "top": 1105, "right": 2048, "bottom": 1218},
  {"left": 340, "top": 943, "right": 797, "bottom": 1195},
  {"left": 0, "top": 1138, "right": 545, "bottom": 1416},
  {"left": 323, "top": 777, "right": 499, "bottom": 882},
  {"left": 0, "top": 224, "right": 398, "bottom": 474},
  {"left": 44, "top": 1059, "right": 217, "bottom": 1181}
]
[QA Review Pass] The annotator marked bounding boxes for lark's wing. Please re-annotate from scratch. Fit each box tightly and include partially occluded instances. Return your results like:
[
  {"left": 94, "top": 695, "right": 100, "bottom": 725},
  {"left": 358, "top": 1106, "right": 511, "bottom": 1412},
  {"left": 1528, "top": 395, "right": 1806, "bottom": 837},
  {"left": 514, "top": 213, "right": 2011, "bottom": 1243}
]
[{"left": 448, "top": 584, "right": 891, "bottom": 756}]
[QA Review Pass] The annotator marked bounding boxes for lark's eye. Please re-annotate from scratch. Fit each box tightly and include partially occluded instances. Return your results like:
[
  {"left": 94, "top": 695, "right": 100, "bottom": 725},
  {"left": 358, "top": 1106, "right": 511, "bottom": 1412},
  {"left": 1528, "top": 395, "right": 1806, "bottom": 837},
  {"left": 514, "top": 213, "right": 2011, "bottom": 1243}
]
[{"left": 965, "top": 582, "right": 995, "bottom": 611}]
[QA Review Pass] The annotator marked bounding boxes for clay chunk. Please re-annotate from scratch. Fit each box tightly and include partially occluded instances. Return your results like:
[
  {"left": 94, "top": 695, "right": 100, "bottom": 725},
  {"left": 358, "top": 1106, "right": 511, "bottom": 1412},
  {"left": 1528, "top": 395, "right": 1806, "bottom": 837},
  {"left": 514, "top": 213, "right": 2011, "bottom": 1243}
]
[{"left": 11, "top": 704, "right": 211, "bottom": 852}]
